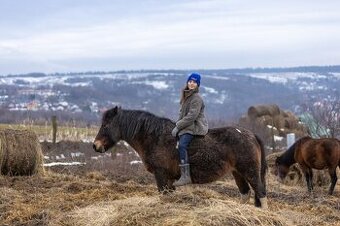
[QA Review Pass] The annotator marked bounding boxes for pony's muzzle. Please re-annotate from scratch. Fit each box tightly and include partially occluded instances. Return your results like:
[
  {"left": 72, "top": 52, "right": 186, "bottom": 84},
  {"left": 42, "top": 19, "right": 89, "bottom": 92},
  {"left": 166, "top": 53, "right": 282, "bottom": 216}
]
[{"left": 93, "top": 141, "right": 105, "bottom": 153}]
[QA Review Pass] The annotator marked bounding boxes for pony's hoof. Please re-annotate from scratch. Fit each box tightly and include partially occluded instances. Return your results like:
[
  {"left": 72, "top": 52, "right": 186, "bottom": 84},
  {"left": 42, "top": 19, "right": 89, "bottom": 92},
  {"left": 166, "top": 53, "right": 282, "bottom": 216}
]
[
  {"left": 259, "top": 197, "right": 268, "bottom": 209},
  {"left": 240, "top": 191, "right": 251, "bottom": 204}
]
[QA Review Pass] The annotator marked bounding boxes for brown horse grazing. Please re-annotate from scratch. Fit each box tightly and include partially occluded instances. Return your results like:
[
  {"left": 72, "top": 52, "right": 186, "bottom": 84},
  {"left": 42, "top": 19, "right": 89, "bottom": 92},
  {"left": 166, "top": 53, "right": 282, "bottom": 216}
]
[
  {"left": 93, "top": 107, "right": 268, "bottom": 208},
  {"left": 275, "top": 136, "right": 340, "bottom": 195}
]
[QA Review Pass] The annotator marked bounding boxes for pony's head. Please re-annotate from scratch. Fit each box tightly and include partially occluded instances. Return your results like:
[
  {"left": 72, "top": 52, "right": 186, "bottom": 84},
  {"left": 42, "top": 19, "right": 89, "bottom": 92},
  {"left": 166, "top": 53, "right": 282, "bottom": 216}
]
[
  {"left": 93, "top": 106, "right": 122, "bottom": 153},
  {"left": 274, "top": 156, "right": 290, "bottom": 181}
]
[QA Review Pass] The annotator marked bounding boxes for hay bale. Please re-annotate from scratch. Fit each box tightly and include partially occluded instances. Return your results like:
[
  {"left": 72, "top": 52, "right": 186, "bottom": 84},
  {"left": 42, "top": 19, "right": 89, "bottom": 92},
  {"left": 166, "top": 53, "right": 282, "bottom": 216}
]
[
  {"left": 248, "top": 104, "right": 280, "bottom": 118},
  {"left": 0, "top": 129, "right": 44, "bottom": 176},
  {"left": 282, "top": 112, "right": 299, "bottom": 130},
  {"left": 273, "top": 115, "right": 285, "bottom": 130},
  {"left": 257, "top": 115, "right": 273, "bottom": 126},
  {"left": 283, "top": 117, "right": 298, "bottom": 130}
]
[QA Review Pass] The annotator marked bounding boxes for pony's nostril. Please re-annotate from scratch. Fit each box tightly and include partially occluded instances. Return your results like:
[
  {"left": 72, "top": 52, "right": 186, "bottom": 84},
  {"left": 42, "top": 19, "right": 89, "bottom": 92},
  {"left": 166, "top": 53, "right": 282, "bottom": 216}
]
[{"left": 93, "top": 144, "right": 97, "bottom": 150}]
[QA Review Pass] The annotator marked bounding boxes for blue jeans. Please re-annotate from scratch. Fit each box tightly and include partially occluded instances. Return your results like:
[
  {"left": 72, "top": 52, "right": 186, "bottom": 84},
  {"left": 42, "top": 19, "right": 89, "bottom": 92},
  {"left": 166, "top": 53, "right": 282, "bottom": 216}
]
[{"left": 178, "top": 133, "right": 193, "bottom": 164}]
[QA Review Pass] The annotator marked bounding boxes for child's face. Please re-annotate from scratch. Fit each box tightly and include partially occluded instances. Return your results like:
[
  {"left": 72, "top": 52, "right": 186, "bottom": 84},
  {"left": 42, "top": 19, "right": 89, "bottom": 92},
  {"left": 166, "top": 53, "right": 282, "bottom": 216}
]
[{"left": 187, "top": 80, "right": 198, "bottom": 90}]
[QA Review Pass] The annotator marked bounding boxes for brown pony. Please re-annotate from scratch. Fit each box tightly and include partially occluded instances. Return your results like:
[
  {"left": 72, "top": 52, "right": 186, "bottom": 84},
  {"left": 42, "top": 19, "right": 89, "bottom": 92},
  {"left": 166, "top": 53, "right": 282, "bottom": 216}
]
[
  {"left": 275, "top": 136, "right": 340, "bottom": 194},
  {"left": 93, "top": 107, "right": 268, "bottom": 208}
]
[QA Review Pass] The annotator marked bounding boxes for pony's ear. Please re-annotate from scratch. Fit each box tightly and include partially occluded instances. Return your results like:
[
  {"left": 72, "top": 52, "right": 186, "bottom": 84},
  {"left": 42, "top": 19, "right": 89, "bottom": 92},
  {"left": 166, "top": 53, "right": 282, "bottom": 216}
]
[
  {"left": 103, "top": 106, "right": 119, "bottom": 122},
  {"left": 112, "top": 106, "right": 122, "bottom": 112}
]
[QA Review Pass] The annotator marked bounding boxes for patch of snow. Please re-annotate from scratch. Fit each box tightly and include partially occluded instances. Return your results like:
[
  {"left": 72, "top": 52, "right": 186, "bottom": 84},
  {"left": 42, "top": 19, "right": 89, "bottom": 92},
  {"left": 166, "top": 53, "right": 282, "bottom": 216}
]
[
  {"left": 132, "top": 80, "right": 169, "bottom": 90},
  {"left": 248, "top": 72, "right": 324, "bottom": 84},
  {"left": 274, "top": 135, "right": 284, "bottom": 141},
  {"left": 130, "top": 160, "right": 142, "bottom": 165},
  {"left": 331, "top": 73, "right": 340, "bottom": 79},
  {"left": 203, "top": 86, "right": 218, "bottom": 94},
  {"left": 204, "top": 75, "right": 230, "bottom": 81},
  {"left": 267, "top": 125, "right": 278, "bottom": 130},
  {"left": 71, "top": 152, "right": 84, "bottom": 158},
  {"left": 44, "top": 162, "right": 86, "bottom": 167}
]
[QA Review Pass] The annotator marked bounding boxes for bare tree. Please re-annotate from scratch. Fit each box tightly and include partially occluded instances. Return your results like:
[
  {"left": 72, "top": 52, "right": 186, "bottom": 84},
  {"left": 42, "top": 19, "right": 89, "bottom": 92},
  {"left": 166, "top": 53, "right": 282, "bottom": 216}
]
[{"left": 309, "top": 96, "right": 340, "bottom": 138}]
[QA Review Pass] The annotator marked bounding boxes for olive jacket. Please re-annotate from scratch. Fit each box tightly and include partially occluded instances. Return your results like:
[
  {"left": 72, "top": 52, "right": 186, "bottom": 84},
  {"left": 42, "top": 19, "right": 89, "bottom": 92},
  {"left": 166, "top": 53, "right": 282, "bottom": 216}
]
[{"left": 176, "top": 90, "right": 208, "bottom": 136}]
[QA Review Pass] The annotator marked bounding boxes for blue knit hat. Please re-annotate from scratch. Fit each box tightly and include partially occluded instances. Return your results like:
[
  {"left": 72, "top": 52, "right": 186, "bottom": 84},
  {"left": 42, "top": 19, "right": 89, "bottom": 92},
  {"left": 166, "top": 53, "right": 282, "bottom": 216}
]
[{"left": 187, "top": 73, "right": 201, "bottom": 87}]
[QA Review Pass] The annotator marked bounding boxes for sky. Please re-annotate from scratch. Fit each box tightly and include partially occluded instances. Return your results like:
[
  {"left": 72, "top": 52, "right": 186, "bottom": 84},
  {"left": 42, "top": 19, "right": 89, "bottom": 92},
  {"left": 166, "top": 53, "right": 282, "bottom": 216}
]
[{"left": 1, "top": 0, "right": 340, "bottom": 75}]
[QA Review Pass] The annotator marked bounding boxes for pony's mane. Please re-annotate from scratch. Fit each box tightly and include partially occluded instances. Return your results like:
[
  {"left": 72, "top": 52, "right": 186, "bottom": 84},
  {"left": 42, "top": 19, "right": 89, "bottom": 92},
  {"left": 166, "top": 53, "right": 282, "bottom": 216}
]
[
  {"left": 278, "top": 136, "right": 311, "bottom": 166},
  {"left": 116, "top": 109, "right": 174, "bottom": 140}
]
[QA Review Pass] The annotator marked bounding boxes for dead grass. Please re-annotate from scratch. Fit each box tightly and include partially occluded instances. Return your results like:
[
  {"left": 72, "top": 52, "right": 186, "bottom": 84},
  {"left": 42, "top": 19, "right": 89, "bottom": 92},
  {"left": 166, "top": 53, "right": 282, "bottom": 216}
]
[
  {"left": 58, "top": 195, "right": 284, "bottom": 226},
  {"left": 0, "top": 123, "right": 99, "bottom": 142},
  {"left": 1, "top": 169, "right": 339, "bottom": 226},
  {"left": 1, "top": 136, "right": 340, "bottom": 226}
]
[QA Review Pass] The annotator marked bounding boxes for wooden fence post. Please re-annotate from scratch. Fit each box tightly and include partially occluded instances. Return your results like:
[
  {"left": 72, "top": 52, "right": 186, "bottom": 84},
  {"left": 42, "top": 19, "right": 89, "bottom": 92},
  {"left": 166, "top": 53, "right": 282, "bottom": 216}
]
[{"left": 52, "top": 115, "right": 57, "bottom": 144}]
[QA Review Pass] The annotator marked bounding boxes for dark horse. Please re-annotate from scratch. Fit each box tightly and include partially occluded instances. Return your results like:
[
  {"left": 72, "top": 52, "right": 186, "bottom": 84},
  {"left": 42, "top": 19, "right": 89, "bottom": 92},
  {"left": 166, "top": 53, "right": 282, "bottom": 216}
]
[
  {"left": 275, "top": 136, "right": 340, "bottom": 194},
  {"left": 93, "top": 107, "right": 268, "bottom": 208}
]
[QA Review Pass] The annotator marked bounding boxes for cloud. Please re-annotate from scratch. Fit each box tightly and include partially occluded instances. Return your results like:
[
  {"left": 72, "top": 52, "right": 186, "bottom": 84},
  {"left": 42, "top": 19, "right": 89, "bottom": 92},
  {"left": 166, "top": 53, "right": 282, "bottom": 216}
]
[{"left": 0, "top": 0, "right": 340, "bottom": 74}]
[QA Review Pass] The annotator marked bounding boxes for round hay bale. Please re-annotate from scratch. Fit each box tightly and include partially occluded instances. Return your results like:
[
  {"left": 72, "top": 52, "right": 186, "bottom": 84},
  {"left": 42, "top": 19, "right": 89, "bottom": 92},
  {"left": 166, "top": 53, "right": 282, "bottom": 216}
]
[
  {"left": 284, "top": 164, "right": 304, "bottom": 186},
  {"left": 0, "top": 129, "right": 44, "bottom": 176},
  {"left": 257, "top": 115, "right": 273, "bottom": 126},
  {"left": 283, "top": 117, "right": 298, "bottom": 130},
  {"left": 280, "top": 111, "right": 289, "bottom": 117},
  {"left": 282, "top": 112, "right": 299, "bottom": 130},
  {"left": 273, "top": 115, "right": 285, "bottom": 130},
  {"left": 248, "top": 104, "right": 280, "bottom": 118}
]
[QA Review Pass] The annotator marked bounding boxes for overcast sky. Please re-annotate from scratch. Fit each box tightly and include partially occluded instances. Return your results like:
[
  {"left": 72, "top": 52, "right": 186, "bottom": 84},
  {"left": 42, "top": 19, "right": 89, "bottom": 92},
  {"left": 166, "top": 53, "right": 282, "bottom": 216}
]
[{"left": 1, "top": 0, "right": 340, "bottom": 75}]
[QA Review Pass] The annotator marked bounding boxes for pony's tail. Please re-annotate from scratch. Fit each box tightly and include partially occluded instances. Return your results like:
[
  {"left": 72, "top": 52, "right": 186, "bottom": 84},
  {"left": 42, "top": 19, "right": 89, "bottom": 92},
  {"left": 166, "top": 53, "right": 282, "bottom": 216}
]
[{"left": 255, "top": 134, "right": 267, "bottom": 190}]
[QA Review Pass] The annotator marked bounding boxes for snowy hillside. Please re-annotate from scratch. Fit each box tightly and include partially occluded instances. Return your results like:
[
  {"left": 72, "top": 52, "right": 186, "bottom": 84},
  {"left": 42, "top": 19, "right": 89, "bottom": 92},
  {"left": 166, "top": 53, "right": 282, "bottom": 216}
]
[{"left": 0, "top": 68, "right": 339, "bottom": 122}]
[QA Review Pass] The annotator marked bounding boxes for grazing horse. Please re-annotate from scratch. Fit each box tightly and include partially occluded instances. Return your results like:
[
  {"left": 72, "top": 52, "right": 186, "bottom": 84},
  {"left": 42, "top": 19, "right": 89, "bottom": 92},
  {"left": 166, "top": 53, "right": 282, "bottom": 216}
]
[
  {"left": 275, "top": 136, "right": 340, "bottom": 194},
  {"left": 93, "top": 107, "right": 268, "bottom": 208}
]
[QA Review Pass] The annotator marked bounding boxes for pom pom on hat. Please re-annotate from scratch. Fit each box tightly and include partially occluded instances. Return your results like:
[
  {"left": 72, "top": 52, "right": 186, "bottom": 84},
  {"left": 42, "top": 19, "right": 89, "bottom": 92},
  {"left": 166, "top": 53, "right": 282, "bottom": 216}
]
[{"left": 187, "top": 73, "right": 201, "bottom": 86}]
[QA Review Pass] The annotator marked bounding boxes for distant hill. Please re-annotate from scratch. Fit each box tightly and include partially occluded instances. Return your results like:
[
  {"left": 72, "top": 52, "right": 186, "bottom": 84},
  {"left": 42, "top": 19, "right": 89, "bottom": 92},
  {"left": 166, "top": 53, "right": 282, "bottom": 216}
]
[{"left": 0, "top": 66, "right": 339, "bottom": 124}]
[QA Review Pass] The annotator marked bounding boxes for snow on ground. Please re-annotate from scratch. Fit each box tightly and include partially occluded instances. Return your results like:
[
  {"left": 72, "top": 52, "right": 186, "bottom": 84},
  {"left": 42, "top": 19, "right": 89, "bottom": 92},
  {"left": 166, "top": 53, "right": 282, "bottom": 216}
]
[
  {"left": 248, "top": 72, "right": 325, "bottom": 84},
  {"left": 204, "top": 75, "right": 230, "bottom": 81},
  {"left": 0, "top": 72, "right": 175, "bottom": 87},
  {"left": 132, "top": 80, "right": 169, "bottom": 90},
  {"left": 43, "top": 162, "right": 86, "bottom": 167},
  {"left": 130, "top": 160, "right": 143, "bottom": 165},
  {"left": 203, "top": 86, "right": 218, "bottom": 94},
  {"left": 274, "top": 135, "right": 284, "bottom": 142}
]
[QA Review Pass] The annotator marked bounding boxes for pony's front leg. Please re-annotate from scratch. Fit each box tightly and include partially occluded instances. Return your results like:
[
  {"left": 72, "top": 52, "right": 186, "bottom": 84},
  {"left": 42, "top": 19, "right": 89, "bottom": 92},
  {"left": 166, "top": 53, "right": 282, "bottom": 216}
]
[
  {"left": 303, "top": 168, "right": 314, "bottom": 193},
  {"left": 154, "top": 168, "right": 175, "bottom": 193}
]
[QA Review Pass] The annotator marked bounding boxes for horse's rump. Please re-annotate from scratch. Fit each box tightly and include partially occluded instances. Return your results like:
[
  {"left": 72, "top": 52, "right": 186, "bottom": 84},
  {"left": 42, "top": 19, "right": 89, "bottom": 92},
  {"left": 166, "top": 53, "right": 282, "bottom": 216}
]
[
  {"left": 187, "top": 127, "right": 263, "bottom": 183},
  {"left": 295, "top": 137, "right": 340, "bottom": 169},
  {"left": 188, "top": 135, "right": 229, "bottom": 183}
]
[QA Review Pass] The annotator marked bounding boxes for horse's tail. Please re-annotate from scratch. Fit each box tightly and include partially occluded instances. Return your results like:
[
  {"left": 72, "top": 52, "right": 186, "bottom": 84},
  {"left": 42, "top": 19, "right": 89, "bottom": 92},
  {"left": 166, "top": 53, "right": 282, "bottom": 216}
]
[{"left": 255, "top": 134, "right": 267, "bottom": 190}]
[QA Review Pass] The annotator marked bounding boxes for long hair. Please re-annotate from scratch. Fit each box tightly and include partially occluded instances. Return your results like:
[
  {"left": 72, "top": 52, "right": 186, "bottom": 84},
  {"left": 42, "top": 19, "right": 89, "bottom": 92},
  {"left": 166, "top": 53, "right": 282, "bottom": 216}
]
[{"left": 180, "top": 86, "right": 199, "bottom": 105}]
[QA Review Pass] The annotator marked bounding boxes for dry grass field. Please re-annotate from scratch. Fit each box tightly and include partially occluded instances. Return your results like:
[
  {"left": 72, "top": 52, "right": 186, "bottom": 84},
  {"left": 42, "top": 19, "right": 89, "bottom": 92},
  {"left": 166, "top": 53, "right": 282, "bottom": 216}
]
[
  {"left": 0, "top": 123, "right": 98, "bottom": 142},
  {"left": 1, "top": 169, "right": 339, "bottom": 226},
  {"left": 0, "top": 126, "right": 339, "bottom": 226}
]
